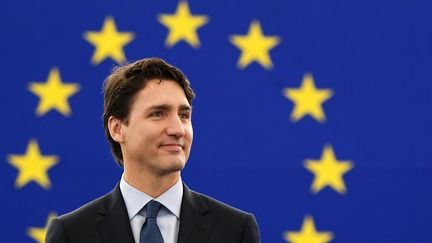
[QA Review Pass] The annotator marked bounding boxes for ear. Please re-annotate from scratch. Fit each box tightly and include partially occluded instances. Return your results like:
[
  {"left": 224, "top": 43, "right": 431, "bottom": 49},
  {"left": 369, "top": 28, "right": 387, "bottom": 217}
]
[{"left": 108, "top": 116, "right": 124, "bottom": 143}]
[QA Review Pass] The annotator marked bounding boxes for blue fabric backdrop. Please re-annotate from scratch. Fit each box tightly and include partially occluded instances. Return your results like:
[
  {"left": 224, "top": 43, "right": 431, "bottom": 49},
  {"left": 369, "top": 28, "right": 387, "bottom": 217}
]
[{"left": 1, "top": 0, "right": 431, "bottom": 242}]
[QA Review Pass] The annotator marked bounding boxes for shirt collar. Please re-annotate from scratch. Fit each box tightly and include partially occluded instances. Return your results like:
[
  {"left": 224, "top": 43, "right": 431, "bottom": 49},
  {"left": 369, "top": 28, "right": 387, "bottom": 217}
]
[{"left": 119, "top": 174, "right": 183, "bottom": 220}]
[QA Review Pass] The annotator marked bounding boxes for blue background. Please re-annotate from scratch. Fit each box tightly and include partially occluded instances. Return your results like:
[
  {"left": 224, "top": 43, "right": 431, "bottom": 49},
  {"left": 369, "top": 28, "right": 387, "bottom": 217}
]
[{"left": 1, "top": 0, "right": 431, "bottom": 242}]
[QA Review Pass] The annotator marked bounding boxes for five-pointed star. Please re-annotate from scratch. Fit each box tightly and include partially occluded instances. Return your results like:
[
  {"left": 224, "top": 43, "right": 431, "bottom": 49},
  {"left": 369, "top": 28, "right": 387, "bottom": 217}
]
[
  {"left": 304, "top": 144, "right": 353, "bottom": 194},
  {"left": 158, "top": 1, "right": 209, "bottom": 48},
  {"left": 84, "top": 16, "right": 135, "bottom": 64},
  {"left": 28, "top": 212, "right": 57, "bottom": 243},
  {"left": 283, "top": 73, "right": 333, "bottom": 122},
  {"left": 7, "top": 139, "right": 59, "bottom": 189},
  {"left": 230, "top": 20, "right": 281, "bottom": 69},
  {"left": 284, "top": 216, "right": 334, "bottom": 243},
  {"left": 28, "top": 67, "right": 80, "bottom": 117}
]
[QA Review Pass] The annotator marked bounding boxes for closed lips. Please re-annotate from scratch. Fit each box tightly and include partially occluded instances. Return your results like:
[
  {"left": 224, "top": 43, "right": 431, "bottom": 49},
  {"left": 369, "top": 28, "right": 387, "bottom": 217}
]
[{"left": 160, "top": 144, "right": 183, "bottom": 149}]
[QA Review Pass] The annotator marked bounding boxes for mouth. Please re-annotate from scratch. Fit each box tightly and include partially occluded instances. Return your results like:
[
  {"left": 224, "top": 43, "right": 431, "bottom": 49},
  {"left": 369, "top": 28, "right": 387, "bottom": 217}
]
[{"left": 160, "top": 143, "right": 184, "bottom": 152}]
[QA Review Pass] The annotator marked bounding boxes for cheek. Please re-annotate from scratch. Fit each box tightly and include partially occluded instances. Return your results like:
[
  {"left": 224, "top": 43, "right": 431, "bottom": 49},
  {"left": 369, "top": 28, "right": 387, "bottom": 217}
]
[
  {"left": 185, "top": 125, "right": 193, "bottom": 142},
  {"left": 128, "top": 126, "right": 156, "bottom": 148}
]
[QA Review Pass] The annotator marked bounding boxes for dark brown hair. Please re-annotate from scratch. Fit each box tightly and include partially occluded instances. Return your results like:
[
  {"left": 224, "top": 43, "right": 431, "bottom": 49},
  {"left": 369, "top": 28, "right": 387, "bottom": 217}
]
[{"left": 103, "top": 57, "right": 195, "bottom": 166}]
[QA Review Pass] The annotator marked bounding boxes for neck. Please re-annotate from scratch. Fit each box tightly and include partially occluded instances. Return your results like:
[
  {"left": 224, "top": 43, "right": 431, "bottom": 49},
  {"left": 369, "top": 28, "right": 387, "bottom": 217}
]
[{"left": 123, "top": 163, "right": 180, "bottom": 198}]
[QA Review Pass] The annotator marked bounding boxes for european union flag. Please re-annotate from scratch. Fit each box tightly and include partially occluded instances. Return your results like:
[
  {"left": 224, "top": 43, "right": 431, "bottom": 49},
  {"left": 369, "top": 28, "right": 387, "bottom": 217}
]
[{"left": 1, "top": 0, "right": 431, "bottom": 242}]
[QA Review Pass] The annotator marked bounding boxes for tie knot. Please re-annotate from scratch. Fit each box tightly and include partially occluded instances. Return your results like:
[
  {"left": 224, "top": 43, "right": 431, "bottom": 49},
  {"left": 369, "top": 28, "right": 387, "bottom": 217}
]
[{"left": 146, "top": 200, "right": 162, "bottom": 219}]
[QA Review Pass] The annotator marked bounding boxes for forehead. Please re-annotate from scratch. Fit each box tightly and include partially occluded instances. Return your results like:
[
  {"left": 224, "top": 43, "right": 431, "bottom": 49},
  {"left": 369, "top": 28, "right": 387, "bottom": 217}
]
[{"left": 132, "top": 79, "right": 190, "bottom": 108}]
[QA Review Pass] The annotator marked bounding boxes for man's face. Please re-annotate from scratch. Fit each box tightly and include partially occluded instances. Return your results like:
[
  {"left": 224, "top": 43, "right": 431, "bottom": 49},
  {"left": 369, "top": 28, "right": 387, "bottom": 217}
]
[{"left": 118, "top": 79, "right": 193, "bottom": 175}]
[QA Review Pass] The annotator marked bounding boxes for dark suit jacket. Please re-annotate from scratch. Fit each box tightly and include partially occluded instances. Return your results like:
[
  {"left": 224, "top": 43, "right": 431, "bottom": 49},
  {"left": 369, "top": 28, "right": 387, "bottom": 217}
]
[{"left": 46, "top": 183, "right": 260, "bottom": 243}]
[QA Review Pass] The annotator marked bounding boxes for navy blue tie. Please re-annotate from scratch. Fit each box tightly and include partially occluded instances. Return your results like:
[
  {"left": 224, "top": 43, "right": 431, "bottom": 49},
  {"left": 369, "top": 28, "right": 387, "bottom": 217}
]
[{"left": 140, "top": 200, "right": 164, "bottom": 243}]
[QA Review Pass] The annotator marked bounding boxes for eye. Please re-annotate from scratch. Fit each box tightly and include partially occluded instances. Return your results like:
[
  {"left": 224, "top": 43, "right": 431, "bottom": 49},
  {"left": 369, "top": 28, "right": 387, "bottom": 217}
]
[
  {"left": 179, "top": 112, "right": 191, "bottom": 119},
  {"left": 150, "top": 111, "right": 164, "bottom": 117}
]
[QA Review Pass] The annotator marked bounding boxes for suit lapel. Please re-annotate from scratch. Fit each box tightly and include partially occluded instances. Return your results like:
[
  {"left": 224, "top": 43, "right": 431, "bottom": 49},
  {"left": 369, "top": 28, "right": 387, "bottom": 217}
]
[
  {"left": 177, "top": 184, "right": 213, "bottom": 243},
  {"left": 95, "top": 185, "right": 135, "bottom": 243}
]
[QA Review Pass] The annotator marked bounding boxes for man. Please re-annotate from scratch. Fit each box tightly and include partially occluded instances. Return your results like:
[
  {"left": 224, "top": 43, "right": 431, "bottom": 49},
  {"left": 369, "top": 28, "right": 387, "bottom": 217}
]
[{"left": 46, "top": 57, "right": 261, "bottom": 243}]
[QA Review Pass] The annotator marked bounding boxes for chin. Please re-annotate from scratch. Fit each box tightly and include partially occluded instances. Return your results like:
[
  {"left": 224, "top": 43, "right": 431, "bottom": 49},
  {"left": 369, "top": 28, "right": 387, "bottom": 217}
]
[
  {"left": 160, "top": 159, "right": 186, "bottom": 173},
  {"left": 171, "top": 160, "right": 186, "bottom": 171}
]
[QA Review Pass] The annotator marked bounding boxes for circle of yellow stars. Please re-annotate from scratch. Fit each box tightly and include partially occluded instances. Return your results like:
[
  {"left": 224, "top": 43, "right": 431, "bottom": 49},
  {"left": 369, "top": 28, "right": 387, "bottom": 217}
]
[{"left": 6, "top": 1, "right": 357, "bottom": 242}]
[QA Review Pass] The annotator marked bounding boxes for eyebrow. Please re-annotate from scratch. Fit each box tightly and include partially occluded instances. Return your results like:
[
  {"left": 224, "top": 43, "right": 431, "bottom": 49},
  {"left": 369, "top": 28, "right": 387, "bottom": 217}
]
[{"left": 146, "top": 104, "right": 192, "bottom": 111}]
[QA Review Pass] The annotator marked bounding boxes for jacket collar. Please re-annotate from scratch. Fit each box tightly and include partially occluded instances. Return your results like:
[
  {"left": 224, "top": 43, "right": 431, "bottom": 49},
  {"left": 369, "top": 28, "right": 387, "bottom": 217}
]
[
  {"left": 177, "top": 183, "right": 213, "bottom": 243},
  {"left": 95, "top": 184, "right": 135, "bottom": 243},
  {"left": 93, "top": 183, "right": 213, "bottom": 243}
]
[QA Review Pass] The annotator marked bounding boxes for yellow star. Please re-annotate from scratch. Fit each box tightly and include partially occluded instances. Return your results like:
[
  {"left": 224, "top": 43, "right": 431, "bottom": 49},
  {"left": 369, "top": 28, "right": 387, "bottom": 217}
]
[
  {"left": 28, "top": 68, "right": 80, "bottom": 117},
  {"left": 7, "top": 139, "right": 59, "bottom": 189},
  {"left": 304, "top": 145, "right": 353, "bottom": 194},
  {"left": 283, "top": 73, "right": 333, "bottom": 122},
  {"left": 158, "top": 1, "right": 209, "bottom": 48},
  {"left": 284, "top": 215, "right": 334, "bottom": 243},
  {"left": 28, "top": 212, "right": 57, "bottom": 243},
  {"left": 230, "top": 20, "right": 281, "bottom": 69},
  {"left": 84, "top": 16, "right": 135, "bottom": 64}
]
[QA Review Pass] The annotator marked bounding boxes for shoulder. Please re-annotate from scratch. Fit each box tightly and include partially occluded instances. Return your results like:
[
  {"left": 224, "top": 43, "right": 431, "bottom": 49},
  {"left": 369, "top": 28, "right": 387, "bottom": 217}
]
[
  {"left": 46, "top": 186, "right": 120, "bottom": 242},
  {"left": 183, "top": 186, "right": 261, "bottom": 242},
  {"left": 58, "top": 188, "right": 113, "bottom": 225},
  {"left": 193, "top": 190, "right": 253, "bottom": 219}
]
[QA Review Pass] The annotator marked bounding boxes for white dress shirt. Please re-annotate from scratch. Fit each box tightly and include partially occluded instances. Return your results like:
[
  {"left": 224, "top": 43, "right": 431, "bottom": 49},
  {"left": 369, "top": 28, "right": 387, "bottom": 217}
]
[{"left": 119, "top": 175, "right": 183, "bottom": 243}]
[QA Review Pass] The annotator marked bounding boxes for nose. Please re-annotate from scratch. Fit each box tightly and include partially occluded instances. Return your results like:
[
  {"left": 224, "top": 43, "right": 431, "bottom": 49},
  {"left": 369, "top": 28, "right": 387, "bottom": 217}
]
[{"left": 166, "top": 114, "right": 185, "bottom": 138}]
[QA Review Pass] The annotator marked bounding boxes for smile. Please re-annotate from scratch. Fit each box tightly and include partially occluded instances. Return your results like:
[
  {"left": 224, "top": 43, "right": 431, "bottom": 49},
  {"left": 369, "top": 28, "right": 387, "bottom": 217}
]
[{"left": 160, "top": 144, "right": 183, "bottom": 151}]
